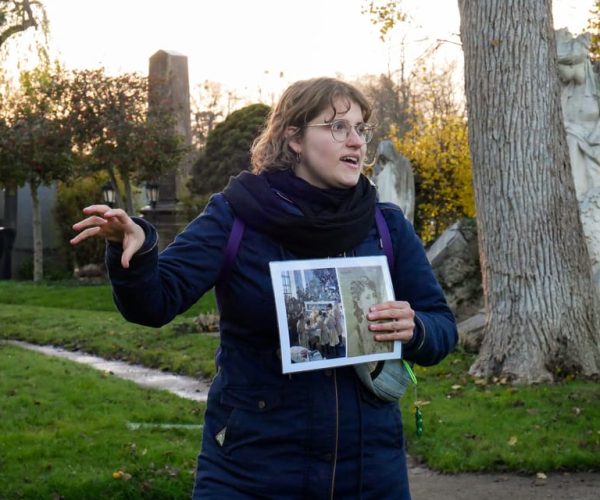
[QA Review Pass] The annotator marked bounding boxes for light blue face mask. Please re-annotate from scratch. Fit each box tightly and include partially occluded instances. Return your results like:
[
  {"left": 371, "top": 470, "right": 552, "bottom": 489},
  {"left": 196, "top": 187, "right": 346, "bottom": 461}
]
[
  {"left": 354, "top": 359, "right": 423, "bottom": 436},
  {"left": 354, "top": 358, "right": 416, "bottom": 401}
]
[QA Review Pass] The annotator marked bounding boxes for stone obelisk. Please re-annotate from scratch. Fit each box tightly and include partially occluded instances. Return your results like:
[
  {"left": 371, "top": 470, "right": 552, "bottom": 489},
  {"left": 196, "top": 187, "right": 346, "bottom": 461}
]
[{"left": 144, "top": 50, "right": 192, "bottom": 249}]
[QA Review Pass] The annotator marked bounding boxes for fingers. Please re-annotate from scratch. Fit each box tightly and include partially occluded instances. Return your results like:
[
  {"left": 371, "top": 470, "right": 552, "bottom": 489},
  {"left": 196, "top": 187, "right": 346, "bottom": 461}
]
[
  {"left": 121, "top": 253, "right": 131, "bottom": 269},
  {"left": 82, "top": 204, "right": 112, "bottom": 216},
  {"left": 72, "top": 215, "right": 108, "bottom": 232},
  {"left": 70, "top": 226, "right": 102, "bottom": 245},
  {"left": 103, "top": 208, "right": 132, "bottom": 226},
  {"left": 120, "top": 239, "right": 137, "bottom": 270},
  {"left": 367, "top": 301, "right": 415, "bottom": 343},
  {"left": 120, "top": 226, "right": 145, "bottom": 269},
  {"left": 368, "top": 301, "right": 412, "bottom": 318}
]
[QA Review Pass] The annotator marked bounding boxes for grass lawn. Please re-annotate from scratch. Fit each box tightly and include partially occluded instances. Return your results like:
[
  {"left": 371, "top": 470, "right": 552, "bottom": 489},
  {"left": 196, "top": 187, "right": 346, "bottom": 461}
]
[
  {"left": 400, "top": 351, "right": 600, "bottom": 473},
  {"left": 0, "top": 280, "right": 215, "bottom": 317},
  {"left": 0, "top": 343, "right": 203, "bottom": 499},
  {"left": 1, "top": 280, "right": 599, "bottom": 474},
  {"left": 0, "top": 281, "right": 219, "bottom": 380}
]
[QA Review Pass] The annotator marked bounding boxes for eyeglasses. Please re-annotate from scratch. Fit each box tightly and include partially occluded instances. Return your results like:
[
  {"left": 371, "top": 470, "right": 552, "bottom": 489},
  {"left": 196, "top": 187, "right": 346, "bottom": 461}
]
[{"left": 304, "top": 119, "right": 375, "bottom": 144}]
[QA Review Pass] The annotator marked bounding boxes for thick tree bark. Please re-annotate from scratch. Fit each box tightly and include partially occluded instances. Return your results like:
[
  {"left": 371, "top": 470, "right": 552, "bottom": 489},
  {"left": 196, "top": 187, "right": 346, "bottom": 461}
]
[
  {"left": 458, "top": 0, "right": 600, "bottom": 383},
  {"left": 30, "top": 180, "right": 43, "bottom": 283}
]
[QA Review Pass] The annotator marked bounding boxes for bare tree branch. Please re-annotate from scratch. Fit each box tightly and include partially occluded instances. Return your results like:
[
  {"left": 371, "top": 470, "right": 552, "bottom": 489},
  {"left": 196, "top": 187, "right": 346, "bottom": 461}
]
[{"left": 0, "top": 0, "right": 40, "bottom": 49}]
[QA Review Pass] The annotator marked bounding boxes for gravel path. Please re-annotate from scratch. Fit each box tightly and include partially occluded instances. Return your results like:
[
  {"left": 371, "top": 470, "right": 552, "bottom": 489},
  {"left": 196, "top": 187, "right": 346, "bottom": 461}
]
[{"left": 6, "top": 339, "right": 210, "bottom": 401}]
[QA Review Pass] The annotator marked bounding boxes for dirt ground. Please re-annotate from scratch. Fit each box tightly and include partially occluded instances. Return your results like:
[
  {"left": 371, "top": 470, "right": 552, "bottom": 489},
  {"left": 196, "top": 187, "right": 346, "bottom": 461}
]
[{"left": 408, "top": 457, "right": 600, "bottom": 500}]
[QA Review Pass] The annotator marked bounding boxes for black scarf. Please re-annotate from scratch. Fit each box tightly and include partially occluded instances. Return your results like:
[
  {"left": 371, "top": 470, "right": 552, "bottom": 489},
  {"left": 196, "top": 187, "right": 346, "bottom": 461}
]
[{"left": 222, "top": 169, "right": 377, "bottom": 257}]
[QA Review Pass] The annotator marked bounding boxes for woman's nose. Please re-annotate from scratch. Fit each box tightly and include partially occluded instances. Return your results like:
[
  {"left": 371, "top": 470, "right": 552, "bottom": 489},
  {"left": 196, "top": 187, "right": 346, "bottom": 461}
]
[{"left": 346, "top": 127, "right": 364, "bottom": 146}]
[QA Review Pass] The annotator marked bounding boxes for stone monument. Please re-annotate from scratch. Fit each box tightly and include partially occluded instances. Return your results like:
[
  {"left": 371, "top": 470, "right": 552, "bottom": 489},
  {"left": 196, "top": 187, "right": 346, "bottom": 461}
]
[
  {"left": 142, "top": 50, "right": 193, "bottom": 249},
  {"left": 372, "top": 140, "right": 415, "bottom": 223},
  {"left": 556, "top": 28, "right": 600, "bottom": 199},
  {"left": 556, "top": 29, "right": 600, "bottom": 295}
]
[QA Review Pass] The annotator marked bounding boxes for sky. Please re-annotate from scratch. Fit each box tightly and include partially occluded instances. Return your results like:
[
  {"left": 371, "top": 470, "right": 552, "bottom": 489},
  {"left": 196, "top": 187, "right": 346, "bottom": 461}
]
[{"left": 3, "top": 0, "right": 596, "bottom": 104}]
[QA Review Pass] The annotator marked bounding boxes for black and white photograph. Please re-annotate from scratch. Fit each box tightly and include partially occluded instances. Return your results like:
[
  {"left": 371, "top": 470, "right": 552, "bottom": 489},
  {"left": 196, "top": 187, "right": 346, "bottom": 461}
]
[{"left": 270, "top": 256, "right": 401, "bottom": 373}]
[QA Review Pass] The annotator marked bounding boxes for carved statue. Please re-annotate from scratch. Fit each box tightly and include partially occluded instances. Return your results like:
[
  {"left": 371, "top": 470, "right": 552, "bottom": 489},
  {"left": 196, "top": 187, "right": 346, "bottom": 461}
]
[
  {"left": 556, "top": 29, "right": 600, "bottom": 296},
  {"left": 372, "top": 140, "right": 415, "bottom": 223},
  {"left": 556, "top": 28, "right": 600, "bottom": 199},
  {"left": 578, "top": 187, "right": 600, "bottom": 288}
]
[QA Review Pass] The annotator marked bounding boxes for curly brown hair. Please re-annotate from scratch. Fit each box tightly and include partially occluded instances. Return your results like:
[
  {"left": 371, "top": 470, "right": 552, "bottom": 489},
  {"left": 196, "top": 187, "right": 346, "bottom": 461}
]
[
  {"left": 350, "top": 277, "right": 378, "bottom": 324},
  {"left": 251, "top": 77, "right": 372, "bottom": 173}
]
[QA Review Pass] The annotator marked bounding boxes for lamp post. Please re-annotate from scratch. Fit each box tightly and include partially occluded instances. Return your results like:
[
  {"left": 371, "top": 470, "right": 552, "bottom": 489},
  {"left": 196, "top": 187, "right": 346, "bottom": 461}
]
[
  {"left": 145, "top": 181, "right": 159, "bottom": 225},
  {"left": 146, "top": 181, "right": 159, "bottom": 209},
  {"left": 101, "top": 181, "right": 116, "bottom": 208}
]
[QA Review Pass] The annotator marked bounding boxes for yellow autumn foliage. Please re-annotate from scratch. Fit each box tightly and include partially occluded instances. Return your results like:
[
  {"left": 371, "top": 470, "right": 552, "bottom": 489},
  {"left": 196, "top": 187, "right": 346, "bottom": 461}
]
[{"left": 392, "top": 67, "right": 475, "bottom": 244}]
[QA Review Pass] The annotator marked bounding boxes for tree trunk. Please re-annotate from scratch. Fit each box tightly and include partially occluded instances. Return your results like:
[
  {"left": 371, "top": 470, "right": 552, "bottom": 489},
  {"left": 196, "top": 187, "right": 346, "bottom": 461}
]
[
  {"left": 123, "top": 174, "right": 135, "bottom": 214},
  {"left": 458, "top": 0, "right": 600, "bottom": 383},
  {"left": 107, "top": 167, "right": 125, "bottom": 209},
  {"left": 30, "top": 181, "right": 43, "bottom": 283}
]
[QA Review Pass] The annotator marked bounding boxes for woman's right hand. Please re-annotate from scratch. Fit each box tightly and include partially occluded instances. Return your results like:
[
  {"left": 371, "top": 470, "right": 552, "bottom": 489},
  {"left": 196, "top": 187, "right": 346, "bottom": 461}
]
[{"left": 70, "top": 205, "right": 146, "bottom": 269}]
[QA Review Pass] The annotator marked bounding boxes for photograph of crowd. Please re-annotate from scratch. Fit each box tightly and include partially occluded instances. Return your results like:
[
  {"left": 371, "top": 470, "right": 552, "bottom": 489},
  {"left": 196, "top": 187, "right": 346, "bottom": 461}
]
[
  {"left": 282, "top": 267, "right": 347, "bottom": 364},
  {"left": 271, "top": 256, "right": 399, "bottom": 373}
]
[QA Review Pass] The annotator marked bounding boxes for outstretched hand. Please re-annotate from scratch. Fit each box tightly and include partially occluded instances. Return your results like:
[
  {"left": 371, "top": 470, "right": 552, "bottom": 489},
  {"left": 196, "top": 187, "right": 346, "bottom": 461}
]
[
  {"left": 70, "top": 205, "right": 146, "bottom": 269},
  {"left": 367, "top": 301, "right": 415, "bottom": 344}
]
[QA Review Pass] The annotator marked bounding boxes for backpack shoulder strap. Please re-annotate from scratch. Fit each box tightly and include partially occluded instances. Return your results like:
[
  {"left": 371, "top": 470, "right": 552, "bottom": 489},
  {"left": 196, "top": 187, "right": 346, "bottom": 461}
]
[
  {"left": 214, "top": 215, "right": 245, "bottom": 371},
  {"left": 375, "top": 205, "right": 394, "bottom": 272},
  {"left": 216, "top": 215, "right": 245, "bottom": 284}
]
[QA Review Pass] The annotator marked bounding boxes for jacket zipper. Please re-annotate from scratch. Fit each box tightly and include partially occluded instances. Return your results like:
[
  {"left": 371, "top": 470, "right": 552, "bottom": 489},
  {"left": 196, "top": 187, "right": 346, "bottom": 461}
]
[{"left": 330, "top": 369, "right": 339, "bottom": 500}]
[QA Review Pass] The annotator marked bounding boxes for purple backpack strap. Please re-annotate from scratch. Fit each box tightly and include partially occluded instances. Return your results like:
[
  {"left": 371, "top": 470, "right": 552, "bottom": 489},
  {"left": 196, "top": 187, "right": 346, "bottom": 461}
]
[
  {"left": 217, "top": 216, "right": 245, "bottom": 285},
  {"left": 375, "top": 206, "right": 394, "bottom": 272},
  {"left": 214, "top": 215, "right": 245, "bottom": 371}
]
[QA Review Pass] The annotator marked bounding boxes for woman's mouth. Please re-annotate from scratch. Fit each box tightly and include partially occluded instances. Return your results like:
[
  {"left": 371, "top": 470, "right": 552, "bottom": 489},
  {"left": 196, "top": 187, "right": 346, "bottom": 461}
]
[{"left": 340, "top": 155, "right": 360, "bottom": 168}]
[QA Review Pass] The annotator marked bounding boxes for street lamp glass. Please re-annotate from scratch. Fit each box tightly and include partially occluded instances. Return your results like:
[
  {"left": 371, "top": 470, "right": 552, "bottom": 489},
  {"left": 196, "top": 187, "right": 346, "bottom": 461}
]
[
  {"left": 102, "top": 181, "right": 116, "bottom": 206},
  {"left": 146, "top": 182, "right": 159, "bottom": 208}
]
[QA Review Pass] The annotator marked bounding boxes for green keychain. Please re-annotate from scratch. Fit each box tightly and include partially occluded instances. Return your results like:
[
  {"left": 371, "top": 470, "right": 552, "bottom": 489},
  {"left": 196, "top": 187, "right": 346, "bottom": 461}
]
[{"left": 402, "top": 360, "right": 423, "bottom": 437}]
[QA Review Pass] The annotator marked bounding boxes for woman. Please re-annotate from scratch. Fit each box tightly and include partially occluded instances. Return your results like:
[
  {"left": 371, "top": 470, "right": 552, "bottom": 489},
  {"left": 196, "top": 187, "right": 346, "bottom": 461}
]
[
  {"left": 348, "top": 276, "right": 391, "bottom": 358},
  {"left": 71, "top": 77, "right": 457, "bottom": 499}
]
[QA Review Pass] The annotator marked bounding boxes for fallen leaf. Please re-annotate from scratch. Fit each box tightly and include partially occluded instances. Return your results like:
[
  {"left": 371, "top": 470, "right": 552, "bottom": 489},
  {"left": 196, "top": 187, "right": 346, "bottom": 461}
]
[
  {"left": 451, "top": 384, "right": 462, "bottom": 390},
  {"left": 508, "top": 436, "right": 518, "bottom": 447},
  {"left": 573, "top": 407, "right": 582, "bottom": 416},
  {"left": 112, "top": 471, "right": 124, "bottom": 480},
  {"left": 536, "top": 472, "right": 547, "bottom": 480}
]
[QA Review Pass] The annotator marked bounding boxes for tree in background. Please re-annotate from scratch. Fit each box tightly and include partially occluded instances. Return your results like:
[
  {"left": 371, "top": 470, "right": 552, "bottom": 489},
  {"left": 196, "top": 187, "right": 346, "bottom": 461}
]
[
  {"left": 0, "top": 63, "right": 74, "bottom": 282},
  {"left": 363, "top": 0, "right": 406, "bottom": 42},
  {"left": 0, "top": 0, "right": 45, "bottom": 49},
  {"left": 394, "top": 64, "right": 474, "bottom": 244},
  {"left": 366, "top": 0, "right": 600, "bottom": 382},
  {"left": 459, "top": 0, "right": 600, "bottom": 383},
  {"left": 66, "top": 69, "right": 187, "bottom": 214},
  {"left": 355, "top": 72, "right": 412, "bottom": 153},
  {"left": 191, "top": 80, "right": 225, "bottom": 149},
  {"left": 189, "top": 103, "right": 270, "bottom": 206},
  {"left": 53, "top": 174, "right": 107, "bottom": 272},
  {"left": 586, "top": 0, "right": 600, "bottom": 61}
]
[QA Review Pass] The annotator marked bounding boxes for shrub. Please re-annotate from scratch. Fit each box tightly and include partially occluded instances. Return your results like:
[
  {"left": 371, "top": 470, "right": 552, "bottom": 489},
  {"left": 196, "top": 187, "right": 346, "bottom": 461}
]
[
  {"left": 189, "top": 103, "right": 270, "bottom": 196},
  {"left": 54, "top": 175, "right": 107, "bottom": 271}
]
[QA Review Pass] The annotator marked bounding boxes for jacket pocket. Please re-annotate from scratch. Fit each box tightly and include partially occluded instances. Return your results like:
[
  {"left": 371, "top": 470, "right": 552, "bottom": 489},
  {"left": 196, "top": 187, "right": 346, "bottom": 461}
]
[
  {"left": 220, "top": 386, "right": 283, "bottom": 413},
  {"left": 219, "top": 386, "right": 288, "bottom": 458}
]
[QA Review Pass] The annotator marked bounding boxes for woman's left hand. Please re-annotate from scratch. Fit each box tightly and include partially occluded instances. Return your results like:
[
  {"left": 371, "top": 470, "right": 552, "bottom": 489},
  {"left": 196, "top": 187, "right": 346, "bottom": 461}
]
[{"left": 367, "top": 301, "right": 415, "bottom": 344}]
